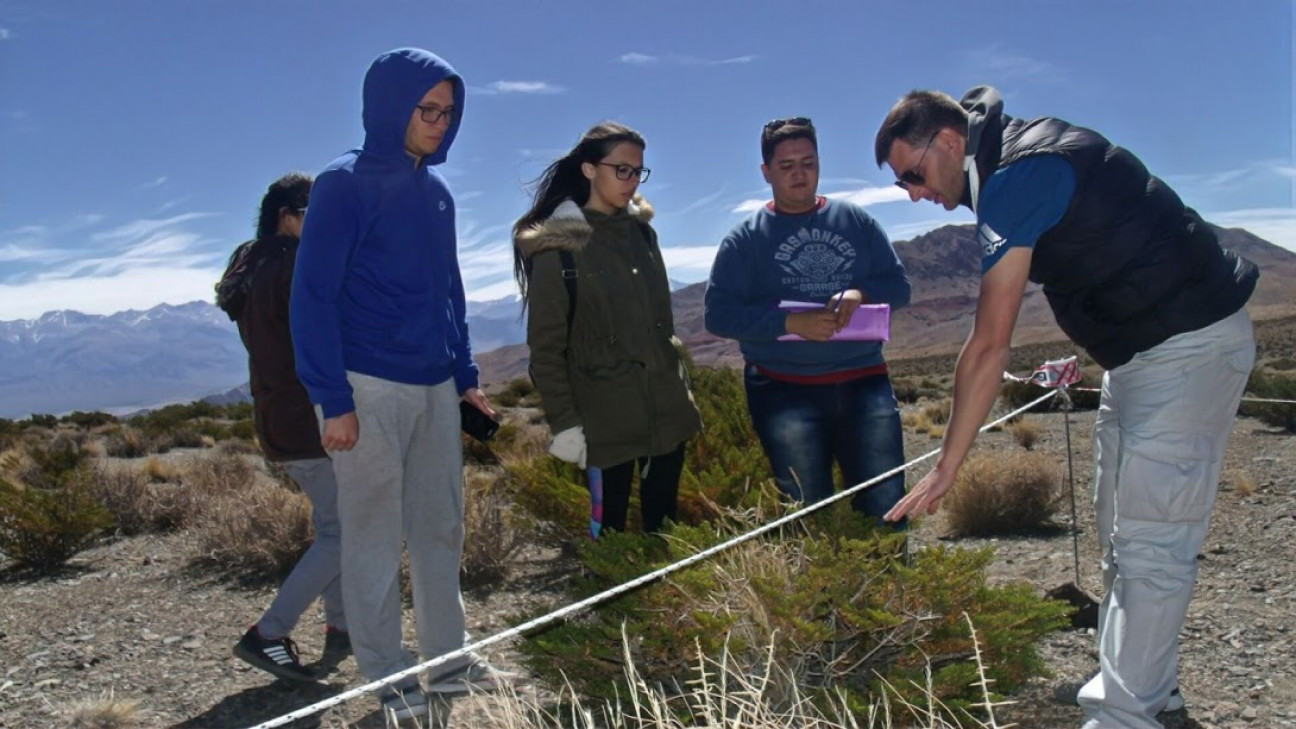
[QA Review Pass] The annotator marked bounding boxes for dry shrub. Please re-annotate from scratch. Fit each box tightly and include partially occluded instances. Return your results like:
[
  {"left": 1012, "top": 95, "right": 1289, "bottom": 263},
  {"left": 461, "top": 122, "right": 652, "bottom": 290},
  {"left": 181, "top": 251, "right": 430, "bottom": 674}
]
[
  {"left": 90, "top": 465, "right": 185, "bottom": 535},
  {"left": 103, "top": 428, "right": 156, "bottom": 459},
  {"left": 1009, "top": 417, "right": 1042, "bottom": 450},
  {"left": 943, "top": 452, "right": 1059, "bottom": 537},
  {"left": 216, "top": 438, "right": 260, "bottom": 456},
  {"left": 143, "top": 457, "right": 181, "bottom": 484},
  {"left": 461, "top": 467, "right": 527, "bottom": 587},
  {"left": 927, "top": 424, "right": 945, "bottom": 440},
  {"left": 900, "top": 412, "right": 931, "bottom": 432},
  {"left": 66, "top": 692, "right": 140, "bottom": 728},
  {"left": 923, "top": 399, "right": 952, "bottom": 425},
  {"left": 187, "top": 476, "right": 311, "bottom": 575}
]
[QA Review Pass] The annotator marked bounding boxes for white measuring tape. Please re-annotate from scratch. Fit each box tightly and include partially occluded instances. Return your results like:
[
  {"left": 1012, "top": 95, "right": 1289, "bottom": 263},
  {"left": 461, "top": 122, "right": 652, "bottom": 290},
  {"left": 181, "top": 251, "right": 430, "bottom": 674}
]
[{"left": 249, "top": 390, "right": 1060, "bottom": 728}]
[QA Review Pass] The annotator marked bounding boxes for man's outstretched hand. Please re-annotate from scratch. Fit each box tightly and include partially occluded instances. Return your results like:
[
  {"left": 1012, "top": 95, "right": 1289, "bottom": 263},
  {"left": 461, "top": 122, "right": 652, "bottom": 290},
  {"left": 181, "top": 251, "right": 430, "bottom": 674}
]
[{"left": 885, "top": 464, "right": 958, "bottom": 521}]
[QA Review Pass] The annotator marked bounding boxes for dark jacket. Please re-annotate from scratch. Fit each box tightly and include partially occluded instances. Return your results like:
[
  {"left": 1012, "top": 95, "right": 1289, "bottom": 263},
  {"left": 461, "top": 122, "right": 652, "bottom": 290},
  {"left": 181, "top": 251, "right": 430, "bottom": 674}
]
[
  {"left": 516, "top": 196, "right": 702, "bottom": 468},
  {"left": 231, "top": 235, "right": 326, "bottom": 462},
  {"left": 960, "top": 86, "right": 1258, "bottom": 370}
]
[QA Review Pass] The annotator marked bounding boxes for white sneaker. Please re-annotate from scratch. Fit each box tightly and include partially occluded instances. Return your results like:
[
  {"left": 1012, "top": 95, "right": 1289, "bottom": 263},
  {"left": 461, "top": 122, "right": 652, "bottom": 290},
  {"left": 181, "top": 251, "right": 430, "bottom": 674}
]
[{"left": 1162, "top": 687, "right": 1185, "bottom": 712}]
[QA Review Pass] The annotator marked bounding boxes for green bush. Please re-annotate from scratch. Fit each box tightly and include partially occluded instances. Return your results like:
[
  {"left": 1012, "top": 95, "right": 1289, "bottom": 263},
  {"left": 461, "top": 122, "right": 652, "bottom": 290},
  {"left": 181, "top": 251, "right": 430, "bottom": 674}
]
[
  {"left": 26, "top": 414, "right": 58, "bottom": 429},
  {"left": 493, "top": 378, "right": 539, "bottom": 408},
  {"left": 0, "top": 470, "right": 115, "bottom": 572},
  {"left": 1241, "top": 370, "right": 1296, "bottom": 431},
  {"left": 60, "top": 411, "right": 118, "bottom": 429},
  {"left": 517, "top": 510, "right": 1070, "bottom": 725}
]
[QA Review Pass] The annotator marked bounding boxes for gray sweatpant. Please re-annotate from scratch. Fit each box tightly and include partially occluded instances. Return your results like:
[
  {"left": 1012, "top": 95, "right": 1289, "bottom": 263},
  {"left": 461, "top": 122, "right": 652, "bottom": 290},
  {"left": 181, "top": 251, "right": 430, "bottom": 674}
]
[
  {"left": 1079, "top": 308, "right": 1255, "bottom": 728},
  {"left": 329, "top": 372, "right": 470, "bottom": 684},
  {"left": 258, "top": 457, "right": 345, "bottom": 638}
]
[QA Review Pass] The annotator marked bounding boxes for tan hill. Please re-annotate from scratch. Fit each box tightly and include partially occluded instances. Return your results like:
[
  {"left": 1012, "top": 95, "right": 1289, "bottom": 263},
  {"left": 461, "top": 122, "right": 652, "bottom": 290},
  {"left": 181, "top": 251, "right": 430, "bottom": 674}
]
[{"left": 478, "top": 225, "right": 1296, "bottom": 388}]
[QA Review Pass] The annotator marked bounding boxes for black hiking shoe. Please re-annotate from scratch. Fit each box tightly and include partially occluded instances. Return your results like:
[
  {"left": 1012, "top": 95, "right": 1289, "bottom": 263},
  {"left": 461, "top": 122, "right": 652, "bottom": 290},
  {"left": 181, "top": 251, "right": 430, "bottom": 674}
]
[
  {"left": 233, "top": 625, "right": 316, "bottom": 682},
  {"left": 323, "top": 626, "right": 351, "bottom": 659}
]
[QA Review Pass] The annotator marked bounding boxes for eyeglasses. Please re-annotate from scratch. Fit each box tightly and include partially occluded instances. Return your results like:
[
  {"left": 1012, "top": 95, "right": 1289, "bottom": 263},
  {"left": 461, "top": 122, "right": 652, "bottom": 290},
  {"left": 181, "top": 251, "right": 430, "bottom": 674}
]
[
  {"left": 894, "top": 131, "right": 940, "bottom": 190},
  {"left": 416, "top": 104, "right": 458, "bottom": 125},
  {"left": 597, "top": 162, "right": 651, "bottom": 183},
  {"left": 764, "top": 116, "right": 812, "bottom": 133}
]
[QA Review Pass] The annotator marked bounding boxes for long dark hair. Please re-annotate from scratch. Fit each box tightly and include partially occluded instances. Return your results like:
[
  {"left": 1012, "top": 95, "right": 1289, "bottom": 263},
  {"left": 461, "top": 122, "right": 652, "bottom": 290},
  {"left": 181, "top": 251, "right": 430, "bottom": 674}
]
[
  {"left": 512, "top": 121, "right": 645, "bottom": 303},
  {"left": 255, "top": 172, "right": 312, "bottom": 240}
]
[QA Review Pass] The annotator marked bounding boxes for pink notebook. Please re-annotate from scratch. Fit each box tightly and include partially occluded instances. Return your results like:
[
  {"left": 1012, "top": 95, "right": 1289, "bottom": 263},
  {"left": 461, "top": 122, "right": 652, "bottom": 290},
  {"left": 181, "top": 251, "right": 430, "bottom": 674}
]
[{"left": 777, "top": 301, "right": 891, "bottom": 342}]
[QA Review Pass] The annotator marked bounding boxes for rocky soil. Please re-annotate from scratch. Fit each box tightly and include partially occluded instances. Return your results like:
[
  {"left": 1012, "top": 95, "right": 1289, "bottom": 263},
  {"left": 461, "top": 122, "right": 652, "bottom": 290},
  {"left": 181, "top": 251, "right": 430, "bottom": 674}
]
[{"left": 2, "top": 406, "right": 1293, "bottom": 728}]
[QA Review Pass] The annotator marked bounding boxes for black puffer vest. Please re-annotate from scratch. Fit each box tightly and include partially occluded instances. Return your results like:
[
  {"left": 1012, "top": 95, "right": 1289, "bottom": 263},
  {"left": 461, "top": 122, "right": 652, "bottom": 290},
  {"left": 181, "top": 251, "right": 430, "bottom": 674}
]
[{"left": 961, "top": 86, "right": 1258, "bottom": 370}]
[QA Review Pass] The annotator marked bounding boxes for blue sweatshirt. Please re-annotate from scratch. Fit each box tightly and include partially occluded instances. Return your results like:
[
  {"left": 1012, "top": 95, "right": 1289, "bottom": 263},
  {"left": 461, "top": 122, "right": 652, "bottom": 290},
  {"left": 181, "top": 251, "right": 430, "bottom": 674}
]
[
  {"left": 704, "top": 197, "right": 911, "bottom": 375},
  {"left": 290, "top": 48, "right": 477, "bottom": 418}
]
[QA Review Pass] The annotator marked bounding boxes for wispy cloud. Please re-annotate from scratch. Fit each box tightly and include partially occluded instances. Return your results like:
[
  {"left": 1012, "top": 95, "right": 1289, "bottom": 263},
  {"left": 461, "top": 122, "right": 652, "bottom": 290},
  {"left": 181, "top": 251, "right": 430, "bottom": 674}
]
[
  {"left": 0, "top": 26, "right": 10, "bottom": 40},
  {"left": 1205, "top": 207, "right": 1296, "bottom": 253},
  {"left": 730, "top": 184, "right": 908, "bottom": 214},
  {"left": 0, "top": 212, "right": 226, "bottom": 319},
  {"left": 617, "top": 52, "right": 758, "bottom": 67},
  {"left": 958, "top": 44, "right": 1062, "bottom": 83},
  {"left": 660, "top": 244, "right": 720, "bottom": 279},
  {"left": 1165, "top": 159, "right": 1294, "bottom": 191},
  {"left": 674, "top": 188, "right": 726, "bottom": 215},
  {"left": 475, "top": 80, "right": 565, "bottom": 95},
  {"left": 140, "top": 175, "right": 168, "bottom": 190}
]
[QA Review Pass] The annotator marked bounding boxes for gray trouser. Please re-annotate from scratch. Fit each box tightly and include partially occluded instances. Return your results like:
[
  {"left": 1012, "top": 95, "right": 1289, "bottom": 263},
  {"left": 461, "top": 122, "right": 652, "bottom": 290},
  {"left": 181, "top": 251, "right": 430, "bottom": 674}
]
[
  {"left": 258, "top": 457, "right": 345, "bottom": 638},
  {"left": 329, "top": 372, "right": 470, "bottom": 683},
  {"left": 1079, "top": 309, "right": 1255, "bottom": 728}
]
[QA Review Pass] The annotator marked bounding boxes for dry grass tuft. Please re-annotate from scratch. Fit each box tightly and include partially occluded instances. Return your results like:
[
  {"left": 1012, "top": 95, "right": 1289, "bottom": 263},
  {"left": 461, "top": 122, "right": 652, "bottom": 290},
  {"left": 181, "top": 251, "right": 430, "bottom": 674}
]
[
  {"left": 943, "top": 452, "right": 1059, "bottom": 537},
  {"left": 900, "top": 412, "right": 931, "bottom": 432},
  {"left": 66, "top": 692, "right": 140, "bottom": 728},
  {"left": 927, "top": 424, "right": 945, "bottom": 440},
  {"left": 186, "top": 475, "right": 311, "bottom": 574},
  {"left": 1008, "top": 417, "right": 1042, "bottom": 450},
  {"left": 1224, "top": 470, "right": 1258, "bottom": 496},
  {"left": 143, "top": 457, "right": 180, "bottom": 484},
  {"left": 461, "top": 467, "right": 528, "bottom": 587},
  {"left": 923, "top": 399, "right": 952, "bottom": 425}
]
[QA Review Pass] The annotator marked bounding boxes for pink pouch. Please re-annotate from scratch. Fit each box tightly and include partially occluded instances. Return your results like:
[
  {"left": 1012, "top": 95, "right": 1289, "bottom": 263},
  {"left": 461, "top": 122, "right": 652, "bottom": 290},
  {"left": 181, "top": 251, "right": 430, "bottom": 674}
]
[{"left": 776, "top": 301, "right": 891, "bottom": 342}]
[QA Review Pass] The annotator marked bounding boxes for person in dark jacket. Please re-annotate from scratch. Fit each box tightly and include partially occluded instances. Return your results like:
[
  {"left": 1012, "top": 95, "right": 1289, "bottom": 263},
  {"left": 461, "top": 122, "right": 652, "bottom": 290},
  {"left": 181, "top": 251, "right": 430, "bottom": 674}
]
[
  {"left": 513, "top": 121, "right": 702, "bottom": 534},
  {"left": 875, "top": 87, "right": 1258, "bottom": 729},
  {"left": 215, "top": 173, "right": 348, "bottom": 683}
]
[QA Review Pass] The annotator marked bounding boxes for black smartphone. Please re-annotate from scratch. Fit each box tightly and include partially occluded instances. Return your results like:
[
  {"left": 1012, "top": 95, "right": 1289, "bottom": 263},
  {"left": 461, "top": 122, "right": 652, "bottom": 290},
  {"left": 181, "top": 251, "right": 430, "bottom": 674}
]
[{"left": 459, "top": 400, "right": 500, "bottom": 443}]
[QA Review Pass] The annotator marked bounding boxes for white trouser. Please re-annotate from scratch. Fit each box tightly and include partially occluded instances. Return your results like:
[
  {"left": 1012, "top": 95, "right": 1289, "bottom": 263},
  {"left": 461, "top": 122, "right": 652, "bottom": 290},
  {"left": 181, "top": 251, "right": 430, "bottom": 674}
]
[{"left": 1079, "top": 309, "right": 1254, "bottom": 728}]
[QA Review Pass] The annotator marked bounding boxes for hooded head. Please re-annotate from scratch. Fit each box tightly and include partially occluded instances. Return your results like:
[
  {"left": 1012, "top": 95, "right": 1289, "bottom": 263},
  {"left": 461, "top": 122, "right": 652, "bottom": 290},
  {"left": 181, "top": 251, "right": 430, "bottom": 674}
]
[{"left": 361, "top": 48, "right": 464, "bottom": 165}]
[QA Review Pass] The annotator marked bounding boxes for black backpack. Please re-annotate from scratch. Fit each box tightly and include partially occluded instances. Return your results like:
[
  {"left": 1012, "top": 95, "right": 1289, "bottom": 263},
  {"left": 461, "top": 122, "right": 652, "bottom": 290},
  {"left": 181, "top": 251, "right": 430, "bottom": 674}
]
[{"left": 214, "top": 239, "right": 285, "bottom": 322}]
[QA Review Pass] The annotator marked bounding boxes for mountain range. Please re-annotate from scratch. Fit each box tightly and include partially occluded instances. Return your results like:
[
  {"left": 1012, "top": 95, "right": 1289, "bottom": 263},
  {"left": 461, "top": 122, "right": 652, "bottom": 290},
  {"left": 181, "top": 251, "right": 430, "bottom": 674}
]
[{"left": 2, "top": 225, "right": 1292, "bottom": 418}]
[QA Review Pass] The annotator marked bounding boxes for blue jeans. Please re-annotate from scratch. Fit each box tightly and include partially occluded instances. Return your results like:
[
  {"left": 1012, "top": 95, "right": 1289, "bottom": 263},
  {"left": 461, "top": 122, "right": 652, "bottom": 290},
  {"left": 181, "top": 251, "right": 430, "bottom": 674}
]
[{"left": 744, "top": 364, "right": 906, "bottom": 523}]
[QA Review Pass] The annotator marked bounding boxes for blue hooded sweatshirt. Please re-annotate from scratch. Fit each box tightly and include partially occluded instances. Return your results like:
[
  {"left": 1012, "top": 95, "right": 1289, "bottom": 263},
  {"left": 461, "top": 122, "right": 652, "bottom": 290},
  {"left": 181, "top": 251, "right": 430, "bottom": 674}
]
[{"left": 290, "top": 48, "right": 476, "bottom": 418}]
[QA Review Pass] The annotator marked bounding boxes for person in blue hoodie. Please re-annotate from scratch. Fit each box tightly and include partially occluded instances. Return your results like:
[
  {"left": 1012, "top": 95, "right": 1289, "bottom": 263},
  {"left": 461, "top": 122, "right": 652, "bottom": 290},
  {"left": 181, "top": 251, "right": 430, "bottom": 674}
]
[
  {"left": 704, "top": 117, "right": 912, "bottom": 524},
  {"left": 290, "top": 47, "right": 511, "bottom": 721}
]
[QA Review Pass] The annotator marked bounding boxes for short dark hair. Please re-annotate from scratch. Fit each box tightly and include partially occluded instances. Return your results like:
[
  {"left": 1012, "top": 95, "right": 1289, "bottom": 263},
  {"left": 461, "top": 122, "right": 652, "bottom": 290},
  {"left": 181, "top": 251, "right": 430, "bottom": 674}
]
[
  {"left": 873, "top": 90, "right": 968, "bottom": 167},
  {"left": 761, "top": 117, "right": 817, "bottom": 164},
  {"left": 255, "top": 172, "right": 312, "bottom": 239}
]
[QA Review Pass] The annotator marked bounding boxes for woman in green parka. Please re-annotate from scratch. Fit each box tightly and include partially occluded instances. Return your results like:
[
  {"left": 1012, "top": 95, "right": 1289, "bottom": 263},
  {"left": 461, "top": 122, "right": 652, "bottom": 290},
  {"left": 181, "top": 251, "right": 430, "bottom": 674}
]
[{"left": 512, "top": 121, "right": 702, "bottom": 533}]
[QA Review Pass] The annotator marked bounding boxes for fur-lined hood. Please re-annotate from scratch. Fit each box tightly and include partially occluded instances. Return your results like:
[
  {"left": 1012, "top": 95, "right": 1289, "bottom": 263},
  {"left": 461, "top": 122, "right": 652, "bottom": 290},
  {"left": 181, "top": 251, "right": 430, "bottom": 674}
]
[{"left": 514, "top": 194, "right": 654, "bottom": 259}]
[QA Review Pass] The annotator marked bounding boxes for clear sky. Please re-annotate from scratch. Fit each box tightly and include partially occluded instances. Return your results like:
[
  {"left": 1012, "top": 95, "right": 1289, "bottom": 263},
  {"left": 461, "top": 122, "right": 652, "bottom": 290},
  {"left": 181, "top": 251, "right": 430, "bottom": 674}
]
[{"left": 1, "top": 0, "right": 1292, "bottom": 320}]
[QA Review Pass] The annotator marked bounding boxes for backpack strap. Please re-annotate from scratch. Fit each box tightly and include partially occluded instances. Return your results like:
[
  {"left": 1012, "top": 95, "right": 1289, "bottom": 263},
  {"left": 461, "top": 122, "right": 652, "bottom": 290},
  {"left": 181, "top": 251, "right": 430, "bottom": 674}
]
[{"left": 557, "top": 249, "right": 578, "bottom": 331}]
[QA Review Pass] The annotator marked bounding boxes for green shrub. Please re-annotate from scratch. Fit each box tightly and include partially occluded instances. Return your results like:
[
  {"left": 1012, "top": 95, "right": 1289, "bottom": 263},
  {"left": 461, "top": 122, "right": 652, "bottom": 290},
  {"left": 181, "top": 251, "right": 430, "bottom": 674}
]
[
  {"left": 1240, "top": 370, "right": 1296, "bottom": 431},
  {"left": 103, "top": 428, "right": 156, "bottom": 458},
  {"left": 517, "top": 509, "right": 1070, "bottom": 725},
  {"left": 0, "top": 473, "right": 114, "bottom": 572},
  {"left": 494, "top": 378, "right": 539, "bottom": 408},
  {"left": 228, "top": 419, "right": 256, "bottom": 442},
  {"left": 26, "top": 413, "right": 58, "bottom": 429},
  {"left": 60, "top": 411, "right": 118, "bottom": 429}
]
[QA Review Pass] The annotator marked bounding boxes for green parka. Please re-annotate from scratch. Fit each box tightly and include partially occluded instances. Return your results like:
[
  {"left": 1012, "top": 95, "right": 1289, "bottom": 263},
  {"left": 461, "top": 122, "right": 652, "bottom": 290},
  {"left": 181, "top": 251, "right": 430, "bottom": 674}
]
[{"left": 516, "top": 196, "right": 701, "bottom": 468}]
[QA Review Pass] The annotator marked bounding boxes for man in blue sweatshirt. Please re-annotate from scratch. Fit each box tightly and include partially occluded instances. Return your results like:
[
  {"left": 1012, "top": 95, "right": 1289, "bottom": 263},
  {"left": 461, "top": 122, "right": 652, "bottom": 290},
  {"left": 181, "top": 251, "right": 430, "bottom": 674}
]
[
  {"left": 290, "top": 47, "right": 509, "bottom": 721},
  {"left": 704, "top": 118, "right": 912, "bottom": 523}
]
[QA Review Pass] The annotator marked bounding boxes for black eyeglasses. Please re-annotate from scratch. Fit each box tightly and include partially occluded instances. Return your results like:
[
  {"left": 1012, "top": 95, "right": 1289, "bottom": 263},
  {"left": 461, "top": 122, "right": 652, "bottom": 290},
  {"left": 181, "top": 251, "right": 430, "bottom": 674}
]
[
  {"left": 597, "top": 162, "right": 651, "bottom": 183},
  {"left": 416, "top": 104, "right": 458, "bottom": 125},
  {"left": 894, "top": 131, "right": 940, "bottom": 189},
  {"left": 764, "top": 116, "right": 812, "bottom": 133}
]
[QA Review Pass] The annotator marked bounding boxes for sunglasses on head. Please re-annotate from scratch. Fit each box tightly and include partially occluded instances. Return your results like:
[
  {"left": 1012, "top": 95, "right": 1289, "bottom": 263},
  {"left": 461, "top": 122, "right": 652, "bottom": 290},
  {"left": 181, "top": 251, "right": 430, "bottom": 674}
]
[
  {"left": 894, "top": 131, "right": 940, "bottom": 190},
  {"left": 764, "top": 116, "right": 812, "bottom": 133}
]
